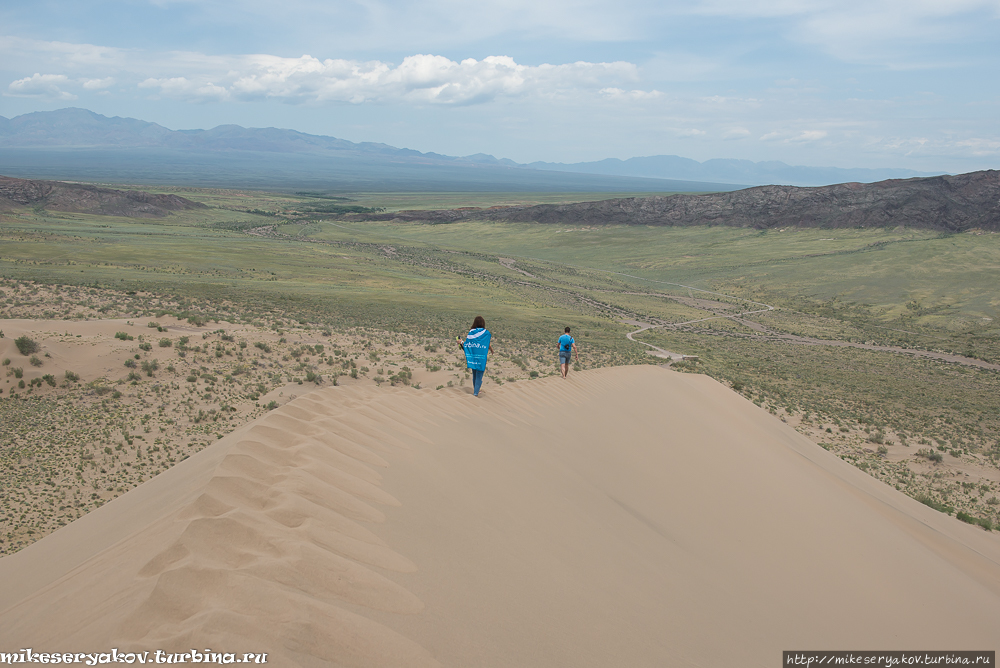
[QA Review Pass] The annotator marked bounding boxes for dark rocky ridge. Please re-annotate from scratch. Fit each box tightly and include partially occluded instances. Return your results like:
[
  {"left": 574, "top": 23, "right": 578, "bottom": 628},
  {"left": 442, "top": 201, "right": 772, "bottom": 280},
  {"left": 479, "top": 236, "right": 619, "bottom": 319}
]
[
  {"left": 0, "top": 176, "right": 206, "bottom": 218},
  {"left": 347, "top": 171, "right": 1000, "bottom": 232}
]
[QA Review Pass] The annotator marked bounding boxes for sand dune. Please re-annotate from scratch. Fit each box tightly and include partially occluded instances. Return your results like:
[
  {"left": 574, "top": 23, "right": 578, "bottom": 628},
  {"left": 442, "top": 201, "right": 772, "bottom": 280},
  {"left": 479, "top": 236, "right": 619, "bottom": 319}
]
[{"left": 1, "top": 366, "right": 998, "bottom": 666}]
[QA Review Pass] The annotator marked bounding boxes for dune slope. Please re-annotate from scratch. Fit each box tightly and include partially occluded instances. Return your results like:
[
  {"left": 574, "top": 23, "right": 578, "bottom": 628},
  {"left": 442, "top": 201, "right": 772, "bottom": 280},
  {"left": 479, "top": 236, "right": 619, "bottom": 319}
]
[{"left": 1, "top": 366, "right": 998, "bottom": 666}]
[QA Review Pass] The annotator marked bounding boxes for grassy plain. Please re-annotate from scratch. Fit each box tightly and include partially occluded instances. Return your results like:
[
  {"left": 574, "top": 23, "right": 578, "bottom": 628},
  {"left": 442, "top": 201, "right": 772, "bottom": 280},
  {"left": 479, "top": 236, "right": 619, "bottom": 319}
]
[{"left": 2, "top": 186, "right": 999, "bottom": 552}]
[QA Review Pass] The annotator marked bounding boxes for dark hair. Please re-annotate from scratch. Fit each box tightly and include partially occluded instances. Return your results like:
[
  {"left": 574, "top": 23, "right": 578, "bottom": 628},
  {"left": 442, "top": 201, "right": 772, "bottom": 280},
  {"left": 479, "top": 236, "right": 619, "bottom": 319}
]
[
  {"left": 472, "top": 315, "right": 486, "bottom": 329},
  {"left": 564, "top": 327, "right": 571, "bottom": 333}
]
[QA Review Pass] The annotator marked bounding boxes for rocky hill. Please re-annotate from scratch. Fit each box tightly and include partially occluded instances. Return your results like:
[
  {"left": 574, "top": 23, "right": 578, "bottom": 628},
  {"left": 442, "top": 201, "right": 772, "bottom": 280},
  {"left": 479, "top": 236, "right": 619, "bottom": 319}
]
[
  {"left": 349, "top": 170, "right": 1000, "bottom": 232},
  {"left": 0, "top": 176, "right": 206, "bottom": 218}
]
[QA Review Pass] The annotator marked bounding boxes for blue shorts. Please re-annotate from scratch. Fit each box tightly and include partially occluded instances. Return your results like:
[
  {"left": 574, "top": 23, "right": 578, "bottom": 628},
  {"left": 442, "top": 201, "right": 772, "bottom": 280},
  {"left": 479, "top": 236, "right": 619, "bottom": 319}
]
[{"left": 559, "top": 350, "right": 572, "bottom": 364}]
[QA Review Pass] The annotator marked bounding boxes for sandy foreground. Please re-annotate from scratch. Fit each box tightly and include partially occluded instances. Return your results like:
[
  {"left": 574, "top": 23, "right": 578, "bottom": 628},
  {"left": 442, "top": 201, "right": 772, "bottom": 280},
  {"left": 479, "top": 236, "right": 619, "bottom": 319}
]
[{"left": 1, "top": 365, "right": 998, "bottom": 666}]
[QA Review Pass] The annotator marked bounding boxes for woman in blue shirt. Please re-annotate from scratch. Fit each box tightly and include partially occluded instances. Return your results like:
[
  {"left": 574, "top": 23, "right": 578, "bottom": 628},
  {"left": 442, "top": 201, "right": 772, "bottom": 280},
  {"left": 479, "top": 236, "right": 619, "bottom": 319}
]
[{"left": 457, "top": 315, "right": 494, "bottom": 396}]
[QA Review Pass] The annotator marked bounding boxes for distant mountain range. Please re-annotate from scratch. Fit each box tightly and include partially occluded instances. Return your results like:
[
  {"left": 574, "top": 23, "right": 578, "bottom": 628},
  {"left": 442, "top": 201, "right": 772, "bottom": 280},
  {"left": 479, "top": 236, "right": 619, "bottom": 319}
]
[
  {"left": 0, "top": 108, "right": 941, "bottom": 191},
  {"left": 349, "top": 170, "right": 1000, "bottom": 232},
  {"left": 528, "top": 156, "right": 940, "bottom": 187}
]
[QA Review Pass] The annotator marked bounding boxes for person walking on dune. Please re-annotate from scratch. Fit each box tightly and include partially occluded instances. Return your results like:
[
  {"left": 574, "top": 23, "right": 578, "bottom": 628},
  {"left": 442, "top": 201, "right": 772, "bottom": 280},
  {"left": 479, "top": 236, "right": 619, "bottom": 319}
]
[
  {"left": 457, "top": 315, "right": 494, "bottom": 397},
  {"left": 559, "top": 327, "right": 578, "bottom": 379}
]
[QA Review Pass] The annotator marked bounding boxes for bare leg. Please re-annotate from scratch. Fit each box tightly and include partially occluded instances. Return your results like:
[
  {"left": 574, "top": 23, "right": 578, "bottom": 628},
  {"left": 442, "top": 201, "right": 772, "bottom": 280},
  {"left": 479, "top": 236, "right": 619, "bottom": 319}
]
[{"left": 561, "top": 362, "right": 569, "bottom": 379}]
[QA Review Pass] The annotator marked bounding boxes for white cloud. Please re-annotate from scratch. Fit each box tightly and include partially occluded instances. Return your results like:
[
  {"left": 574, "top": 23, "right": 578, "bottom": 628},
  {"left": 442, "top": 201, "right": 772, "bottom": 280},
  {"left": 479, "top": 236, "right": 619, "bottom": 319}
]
[
  {"left": 722, "top": 127, "right": 751, "bottom": 140},
  {"left": 599, "top": 87, "right": 663, "bottom": 101},
  {"left": 6, "top": 73, "right": 77, "bottom": 100},
  {"left": 758, "top": 129, "right": 829, "bottom": 142},
  {"left": 793, "top": 130, "right": 828, "bottom": 142},
  {"left": 955, "top": 138, "right": 1000, "bottom": 155},
  {"left": 82, "top": 77, "right": 115, "bottom": 90},
  {"left": 690, "top": 0, "right": 1000, "bottom": 64},
  {"left": 136, "top": 53, "right": 639, "bottom": 105}
]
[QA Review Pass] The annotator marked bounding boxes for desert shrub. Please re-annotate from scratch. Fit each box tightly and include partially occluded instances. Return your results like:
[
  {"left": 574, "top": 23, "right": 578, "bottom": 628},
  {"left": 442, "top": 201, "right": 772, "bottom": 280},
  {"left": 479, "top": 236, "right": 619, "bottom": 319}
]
[
  {"left": 124, "top": 359, "right": 136, "bottom": 368},
  {"left": 18, "top": 380, "right": 25, "bottom": 389},
  {"left": 158, "top": 338, "right": 172, "bottom": 348},
  {"left": 140, "top": 360, "right": 159, "bottom": 376},
  {"left": 929, "top": 451, "right": 943, "bottom": 463},
  {"left": 956, "top": 511, "right": 993, "bottom": 531},
  {"left": 265, "top": 400, "right": 278, "bottom": 410},
  {"left": 147, "top": 322, "right": 160, "bottom": 329},
  {"left": 29, "top": 355, "right": 42, "bottom": 367},
  {"left": 915, "top": 494, "right": 953, "bottom": 514},
  {"left": 305, "top": 371, "right": 322, "bottom": 384},
  {"left": 65, "top": 370, "right": 80, "bottom": 382},
  {"left": 114, "top": 332, "right": 133, "bottom": 341},
  {"left": 186, "top": 375, "right": 197, "bottom": 383},
  {"left": 178, "top": 336, "right": 189, "bottom": 346},
  {"left": 529, "top": 370, "right": 539, "bottom": 378},
  {"left": 41, "top": 374, "right": 56, "bottom": 386},
  {"left": 15, "top": 336, "right": 38, "bottom": 355},
  {"left": 876, "top": 444, "right": 888, "bottom": 456},
  {"left": 139, "top": 342, "right": 152, "bottom": 351},
  {"left": 127, "top": 371, "right": 141, "bottom": 382},
  {"left": 1, "top": 358, "right": 8, "bottom": 366},
  {"left": 254, "top": 342, "right": 271, "bottom": 353}
]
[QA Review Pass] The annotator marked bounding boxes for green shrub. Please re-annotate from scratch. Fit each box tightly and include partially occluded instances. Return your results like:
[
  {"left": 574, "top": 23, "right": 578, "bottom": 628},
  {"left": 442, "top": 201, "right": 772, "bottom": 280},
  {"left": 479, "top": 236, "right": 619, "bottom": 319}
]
[
  {"left": 29, "top": 355, "right": 42, "bottom": 367},
  {"left": 114, "top": 332, "right": 133, "bottom": 341},
  {"left": 1, "top": 358, "right": 9, "bottom": 366},
  {"left": 13, "top": 367, "right": 23, "bottom": 378},
  {"left": 265, "top": 400, "right": 278, "bottom": 410},
  {"left": 14, "top": 336, "right": 38, "bottom": 355},
  {"left": 141, "top": 359, "right": 159, "bottom": 377},
  {"left": 65, "top": 370, "right": 80, "bottom": 382},
  {"left": 915, "top": 494, "right": 953, "bottom": 514},
  {"left": 147, "top": 322, "right": 160, "bottom": 329},
  {"left": 158, "top": 338, "right": 172, "bottom": 348},
  {"left": 42, "top": 374, "right": 56, "bottom": 387},
  {"left": 139, "top": 342, "right": 152, "bottom": 351},
  {"left": 956, "top": 511, "right": 993, "bottom": 531},
  {"left": 124, "top": 359, "right": 136, "bottom": 368}
]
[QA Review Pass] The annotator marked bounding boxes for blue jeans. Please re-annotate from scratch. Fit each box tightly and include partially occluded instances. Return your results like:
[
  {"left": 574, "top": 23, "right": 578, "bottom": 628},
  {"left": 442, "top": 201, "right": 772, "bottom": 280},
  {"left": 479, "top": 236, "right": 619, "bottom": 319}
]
[{"left": 472, "top": 368, "right": 484, "bottom": 395}]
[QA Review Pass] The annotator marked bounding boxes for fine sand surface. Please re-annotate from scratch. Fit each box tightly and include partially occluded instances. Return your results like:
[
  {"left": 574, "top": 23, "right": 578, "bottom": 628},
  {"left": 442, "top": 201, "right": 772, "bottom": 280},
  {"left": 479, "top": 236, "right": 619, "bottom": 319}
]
[{"left": 1, "top": 365, "right": 999, "bottom": 666}]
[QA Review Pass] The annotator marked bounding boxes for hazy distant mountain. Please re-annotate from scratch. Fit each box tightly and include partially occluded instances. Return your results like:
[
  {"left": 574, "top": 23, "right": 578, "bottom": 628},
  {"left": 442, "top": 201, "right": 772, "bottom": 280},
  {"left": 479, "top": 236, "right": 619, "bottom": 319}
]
[
  {"left": 0, "top": 108, "right": 940, "bottom": 191},
  {"left": 528, "top": 155, "right": 942, "bottom": 187},
  {"left": 357, "top": 170, "right": 1000, "bottom": 232},
  {"left": 0, "top": 109, "right": 731, "bottom": 192}
]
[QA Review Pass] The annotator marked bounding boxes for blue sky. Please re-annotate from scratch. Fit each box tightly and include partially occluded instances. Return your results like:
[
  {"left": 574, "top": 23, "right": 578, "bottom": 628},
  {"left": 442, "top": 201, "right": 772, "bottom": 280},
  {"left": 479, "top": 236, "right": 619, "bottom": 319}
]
[{"left": 1, "top": 0, "right": 998, "bottom": 172}]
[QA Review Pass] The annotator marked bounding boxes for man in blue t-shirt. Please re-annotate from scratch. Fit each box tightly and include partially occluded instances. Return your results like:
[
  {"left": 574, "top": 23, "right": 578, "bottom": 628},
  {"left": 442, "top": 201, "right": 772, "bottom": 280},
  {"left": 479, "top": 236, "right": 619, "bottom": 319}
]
[{"left": 558, "top": 327, "right": 579, "bottom": 379}]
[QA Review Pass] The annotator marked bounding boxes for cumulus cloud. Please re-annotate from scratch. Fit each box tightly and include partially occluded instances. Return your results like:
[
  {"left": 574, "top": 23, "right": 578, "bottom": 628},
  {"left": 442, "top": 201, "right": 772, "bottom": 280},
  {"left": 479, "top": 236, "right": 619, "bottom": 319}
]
[
  {"left": 82, "top": 77, "right": 115, "bottom": 90},
  {"left": 133, "top": 53, "right": 639, "bottom": 105},
  {"left": 599, "top": 87, "right": 663, "bottom": 101},
  {"left": 722, "top": 127, "right": 751, "bottom": 140},
  {"left": 759, "top": 129, "right": 829, "bottom": 142},
  {"left": 6, "top": 73, "right": 77, "bottom": 100}
]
